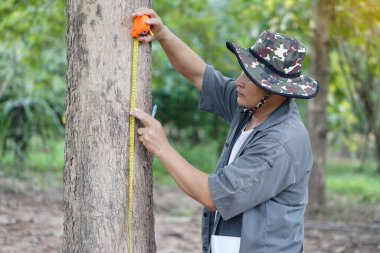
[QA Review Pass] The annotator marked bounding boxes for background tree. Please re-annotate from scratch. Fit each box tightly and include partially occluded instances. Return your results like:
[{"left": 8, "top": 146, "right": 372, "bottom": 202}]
[
  {"left": 63, "top": 0, "right": 155, "bottom": 252},
  {"left": 330, "top": 0, "right": 380, "bottom": 173},
  {"left": 307, "top": 0, "right": 331, "bottom": 217}
]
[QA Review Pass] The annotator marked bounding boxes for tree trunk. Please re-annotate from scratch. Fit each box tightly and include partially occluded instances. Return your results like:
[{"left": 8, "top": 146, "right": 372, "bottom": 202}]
[
  {"left": 307, "top": 0, "right": 330, "bottom": 218},
  {"left": 375, "top": 133, "right": 380, "bottom": 174},
  {"left": 64, "top": 1, "right": 155, "bottom": 252}
]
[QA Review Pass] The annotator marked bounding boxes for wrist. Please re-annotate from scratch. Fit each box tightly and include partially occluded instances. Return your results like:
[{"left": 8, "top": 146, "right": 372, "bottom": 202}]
[
  {"left": 156, "top": 26, "right": 171, "bottom": 42},
  {"left": 155, "top": 142, "right": 172, "bottom": 160}
]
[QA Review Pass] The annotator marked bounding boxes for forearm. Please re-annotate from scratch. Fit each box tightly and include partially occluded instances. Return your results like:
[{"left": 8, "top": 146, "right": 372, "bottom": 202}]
[
  {"left": 158, "top": 26, "right": 206, "bottom": 90},
  {"left": 156, "top": 145, "right": 216, "bottom": 211}
]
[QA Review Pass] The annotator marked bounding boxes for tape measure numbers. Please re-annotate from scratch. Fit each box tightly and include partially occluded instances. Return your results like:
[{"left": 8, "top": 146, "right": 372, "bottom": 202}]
[
  {"left": 129, "top": 15, "right": 151, "bottom": 253},
  {"left": 128, "top": 38, "right": 138, "bottom": 253}
]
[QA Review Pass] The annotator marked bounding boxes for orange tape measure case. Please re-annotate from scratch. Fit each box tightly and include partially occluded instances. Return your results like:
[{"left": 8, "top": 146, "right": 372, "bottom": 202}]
[{"left": 132, "top": 15, "right": 151, "bottom": 38}]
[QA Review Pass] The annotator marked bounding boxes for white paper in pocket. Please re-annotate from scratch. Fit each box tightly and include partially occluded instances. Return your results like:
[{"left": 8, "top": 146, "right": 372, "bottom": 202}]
[{"left": 211, "top": 235, "right": 241, "bottom": 253}]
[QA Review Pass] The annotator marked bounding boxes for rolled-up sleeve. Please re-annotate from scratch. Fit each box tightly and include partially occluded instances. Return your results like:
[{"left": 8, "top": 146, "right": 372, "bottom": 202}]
[
  {"left": 208, "top": 141, "right": 296, "bottom": 220},
  {"left": 199, "top": 65, "right": 238, "bottom": 122}
]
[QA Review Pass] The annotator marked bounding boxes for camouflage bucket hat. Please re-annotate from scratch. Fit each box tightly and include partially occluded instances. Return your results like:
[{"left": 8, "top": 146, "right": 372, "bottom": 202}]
[{"left": 226, "top": 31, "right": 319, "bottom": 99}]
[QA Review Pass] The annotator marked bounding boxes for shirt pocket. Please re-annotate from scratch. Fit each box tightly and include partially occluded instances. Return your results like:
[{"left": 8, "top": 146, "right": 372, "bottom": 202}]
[{"left": 234, "top": 157, "right": 272, "bottom": 192}]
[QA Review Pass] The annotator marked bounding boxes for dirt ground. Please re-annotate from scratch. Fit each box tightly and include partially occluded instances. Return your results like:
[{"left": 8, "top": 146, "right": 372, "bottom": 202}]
[{"left": 0, "top": 179, "right": 379, "bottom": 253}]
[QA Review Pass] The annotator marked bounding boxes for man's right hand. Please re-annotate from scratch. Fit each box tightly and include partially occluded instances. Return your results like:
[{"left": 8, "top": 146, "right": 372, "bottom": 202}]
[{"left": 131, "top": 8, "right": 168, "bottom": 43}]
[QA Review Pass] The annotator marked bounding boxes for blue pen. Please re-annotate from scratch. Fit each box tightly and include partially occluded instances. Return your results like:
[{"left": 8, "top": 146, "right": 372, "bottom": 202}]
[{"left": 151, "top": 104, "right": 158, "bottom": 118}]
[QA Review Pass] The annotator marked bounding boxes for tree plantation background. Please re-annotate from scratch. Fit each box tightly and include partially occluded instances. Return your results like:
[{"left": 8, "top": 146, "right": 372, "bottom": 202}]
[{"left": 1, "top": 0, "right": 380, "bottom": 252}]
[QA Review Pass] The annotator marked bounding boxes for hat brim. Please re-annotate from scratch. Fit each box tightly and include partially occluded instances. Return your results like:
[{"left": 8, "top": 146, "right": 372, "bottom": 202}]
[{"left": 226, "top": 42, "right": 319, "bottom": 99}]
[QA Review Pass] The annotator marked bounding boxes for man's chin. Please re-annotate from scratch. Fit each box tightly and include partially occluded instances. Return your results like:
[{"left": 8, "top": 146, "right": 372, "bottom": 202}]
[{"left": 237, "top": 99, "right": 247, "bottom": 108}]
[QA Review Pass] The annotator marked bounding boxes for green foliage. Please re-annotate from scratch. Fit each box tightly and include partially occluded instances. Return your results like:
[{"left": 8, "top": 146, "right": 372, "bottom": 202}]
[
  {"left": 1, "top": 135, "right": 64, "bottom": 182},
  {"left": 153, "top": 81, "right": 229, "bottom": 145},
  {"left": 154, "top": 0, "right": 312, "bottom": 76},
  {"left": 0, "top": 94, "right": 63, "bottom": 150},
  {"left": 327, "top": 159, "right": 380, "bottom": 203},
  {"left": 0, "top": 0, "right": 66, "bottom": 170},
  {"left": 0, "top": 0, "right": 378, "bottom": 181},
  {"left": 328, "top": 0, "right": 380, "bottom": 163}
]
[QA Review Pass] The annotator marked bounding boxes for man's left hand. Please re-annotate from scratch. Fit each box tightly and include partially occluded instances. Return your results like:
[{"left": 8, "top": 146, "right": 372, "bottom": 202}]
[{"left": 130, "top": 108, "right": 169, "bottom": 156}]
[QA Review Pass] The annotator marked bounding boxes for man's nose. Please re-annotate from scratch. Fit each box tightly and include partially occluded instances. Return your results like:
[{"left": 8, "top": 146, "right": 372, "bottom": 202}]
[{"left": 236, "top": 79, "right": 244, "bottom": 88}]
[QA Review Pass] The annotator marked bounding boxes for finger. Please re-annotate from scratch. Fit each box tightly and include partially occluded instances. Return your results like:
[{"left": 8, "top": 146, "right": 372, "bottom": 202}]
[
  {"left": 131, "top": 108, "right": 152, "bottom": 127},
  {"left": 137, "top": 128, "right": 145, "bottom": 136},
  {"left": 132, "top": 8, "right": 158, "bottom": 18},
  {"left": 137, "top": 34, "right": 154, "bottom": 43},
  {"left": 146, "top": 17, "right": 161, "bottom": 26},
  {"left": 130, "top": 108, "right": 156, "bottom": 127},
  {"left": 138, "top": 135, "right": 145, "bottom": 143}
]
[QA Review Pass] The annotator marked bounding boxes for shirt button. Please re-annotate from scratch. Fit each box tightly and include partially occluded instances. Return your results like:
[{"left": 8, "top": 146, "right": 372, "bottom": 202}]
[
  {"left": 225, "top": 143, "right": 229, "bottom": 147},
  {"left": 203, "top": 212, "right": 208, "bottom": 217}
]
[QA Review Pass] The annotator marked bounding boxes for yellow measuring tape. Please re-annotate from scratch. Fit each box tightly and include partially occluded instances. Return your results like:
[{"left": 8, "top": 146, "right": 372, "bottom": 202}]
[{"left": 128, "top": 38, "right": 139, "bottom": 253}]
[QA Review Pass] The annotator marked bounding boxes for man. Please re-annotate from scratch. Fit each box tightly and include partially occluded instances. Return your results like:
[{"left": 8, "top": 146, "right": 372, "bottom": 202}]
[{"left": 130, "top": 8, "right": 319, "bottom": 253}]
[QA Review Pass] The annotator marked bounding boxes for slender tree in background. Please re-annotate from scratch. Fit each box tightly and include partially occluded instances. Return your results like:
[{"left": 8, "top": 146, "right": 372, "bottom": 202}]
[
  {"left": 64, "top": 0, "right": 155, "bottom": 252},
  {"left": 331, "top": 0, "right": 380, "bottom": 174},
  {"left": 307, "top": 0, "right": 330, "bottom": 217}
]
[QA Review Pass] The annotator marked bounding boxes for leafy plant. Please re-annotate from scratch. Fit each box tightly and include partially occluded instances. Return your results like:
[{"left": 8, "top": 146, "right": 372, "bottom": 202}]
[{"left": 0, "top": 92, "right": 64, "bottom": 169}]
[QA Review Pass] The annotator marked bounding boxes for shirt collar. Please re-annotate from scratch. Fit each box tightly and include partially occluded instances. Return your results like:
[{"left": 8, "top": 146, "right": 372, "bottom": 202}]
[{"left": 239, "top": 98, "right": 296, "bottom": 131}]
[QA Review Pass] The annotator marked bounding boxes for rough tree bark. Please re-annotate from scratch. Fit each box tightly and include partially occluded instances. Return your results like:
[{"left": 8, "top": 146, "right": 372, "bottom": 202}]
[
  {"left": 64, "top": 0, "right": 155, "bottom": 252},
  {"left": 307, "top": 0, "right": 330, "bottom": 218}
]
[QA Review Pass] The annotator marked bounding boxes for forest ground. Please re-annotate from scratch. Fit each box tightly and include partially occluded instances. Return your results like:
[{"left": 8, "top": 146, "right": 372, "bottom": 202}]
[{"left": 0, "top": 179, "right": 379, "bottom": 253}]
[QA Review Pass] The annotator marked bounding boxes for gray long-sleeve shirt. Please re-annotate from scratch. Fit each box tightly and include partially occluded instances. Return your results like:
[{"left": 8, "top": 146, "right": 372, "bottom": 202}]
[{"left": 199, "top": 65, "right": 312, "bottom": 253}]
